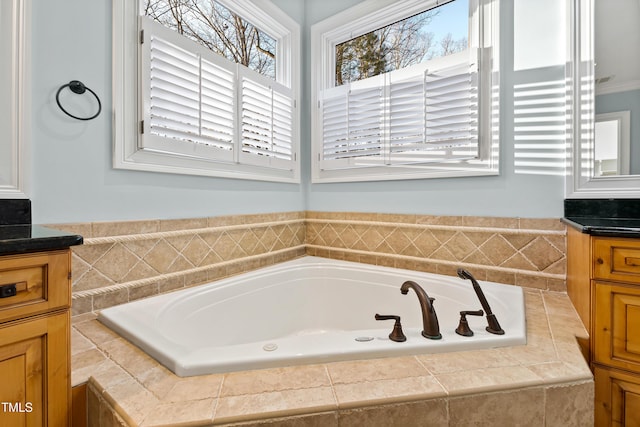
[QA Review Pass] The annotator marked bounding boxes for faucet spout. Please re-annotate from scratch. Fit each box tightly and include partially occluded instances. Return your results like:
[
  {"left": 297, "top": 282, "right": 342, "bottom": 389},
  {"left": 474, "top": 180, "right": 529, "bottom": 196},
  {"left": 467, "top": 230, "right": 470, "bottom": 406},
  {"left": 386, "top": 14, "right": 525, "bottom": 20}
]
[{"left": 400, "top": 280, "right": 442, "bottom": 340}]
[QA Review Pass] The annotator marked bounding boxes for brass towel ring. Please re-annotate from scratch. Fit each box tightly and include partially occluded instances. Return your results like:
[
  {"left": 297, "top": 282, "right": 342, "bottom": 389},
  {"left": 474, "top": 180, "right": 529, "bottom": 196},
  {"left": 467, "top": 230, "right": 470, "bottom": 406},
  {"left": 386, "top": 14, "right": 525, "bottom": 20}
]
[{"left": 55, "top": 80, "right": 102, "bottom": 121}]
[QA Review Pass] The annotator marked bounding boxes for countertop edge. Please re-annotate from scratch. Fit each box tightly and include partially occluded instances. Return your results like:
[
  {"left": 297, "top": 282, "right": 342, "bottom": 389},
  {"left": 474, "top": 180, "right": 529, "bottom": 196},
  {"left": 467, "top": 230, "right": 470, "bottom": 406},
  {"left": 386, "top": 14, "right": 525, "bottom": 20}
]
[
  {"left": 0, "top": 225, "right": 83, "bottom": 256},
  {"left": 562, "top": 217, "right": 640, "bottom": 238}
]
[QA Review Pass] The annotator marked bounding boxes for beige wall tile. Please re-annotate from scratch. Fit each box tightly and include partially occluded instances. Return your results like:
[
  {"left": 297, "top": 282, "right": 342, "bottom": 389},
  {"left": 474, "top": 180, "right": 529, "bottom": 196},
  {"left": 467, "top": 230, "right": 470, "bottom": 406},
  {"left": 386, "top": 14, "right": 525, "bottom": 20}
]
[
  {"left": 515, "top": 274, "right": 549, "bottom": 290},
  {"left": 71, "top": 328, "right": 97, "bottom": 355},
  {"left": 544, "top": 382, "right": 594, "bottom": 427},
  {"left": 449, "top": 388, "right": 545, "bottom": 425},
  {"left": 222, "top": 365, "right": 331, "bottom": 397},
  {"left": 327, "top": 357, "right": 429, "bottom": 385},
  {"left": 93, "top": 288, "right": 129, "bottom": 310},
  {"left": 141, "top": 399, "right": 215, "bottom": 427},
  {"left": 89, "top": 360, "right": 134, "bottom": 390},
  {"left": 71, "top": 295, "right": 93, "bottom": 316},
  {"left": 520, "top": 218, "right": 565, "bottom": 231},
  {"left": 92, "top": 220, "right": 160, "bottom": 237},
  {"left": 416, "top": 215, "right": 463, "bottom": 226},
  {"left": 214, "top": 387, "right": 336, "bottom": 424},
  {"left": 72, "top": 349, "right": 107, "bottom": 386},
  {"left": 435, "top": 366, "right": 543, "bottom": 396},
  {"left": 103, "top": 377, "right": 160, "bottom": 426},
  {"left": 333, "top": 376, "right": 446, "bottom": 409},
  {"left": 47, "top": 222, "right": 93, "bottom": 237},
  {"left": 338, "top": 399, "right": 448, "bottom": 427},
  {"left": 100, "top": 338, "right": 159, "bottom": 379},
  {"left": 463, "top": 216, "right": 520, "bottom": 228},
  {"left": 136, "top": 365, "right": 181, "bottom": 401},
  {"left": 377, "top": 213, "right": 417, "bottom": 224},
  {"left": 157, "top": 275, "right": 185, "bottom": 294},
  {"left": 74, "top": 242, "right": 115, "bottom": 265},
  {"left": 520, "top": 237, "right": 564, "bottom": 271},
  {"left": 123, "top": 261, "right": 159, "bottom": 284},
  {"left": 144, "top": 240, "right": 181, "bottom": 273},
  {"left": 227, "top": 412, "right": 339, "bottom": 427},
  {"left": 71, "top": 253, "right": 91, "bottom": 279},
  {"left": 417, "top": 348, "right": 520, "bottom": 374},
  {"left": 74, "top": 319, "right": 122, "bottom": 346},
  {"left": 159, "top": 217, "right": 208, "bottom": 232},
  {"left": 73, "top": 268, "right": 115, "bottom": 292},
  {"left": 164, "top": 374, "right": 224, "bottom": 402},
  {"left": 527, "top": 362, "right": 592, "bottom": 383}
]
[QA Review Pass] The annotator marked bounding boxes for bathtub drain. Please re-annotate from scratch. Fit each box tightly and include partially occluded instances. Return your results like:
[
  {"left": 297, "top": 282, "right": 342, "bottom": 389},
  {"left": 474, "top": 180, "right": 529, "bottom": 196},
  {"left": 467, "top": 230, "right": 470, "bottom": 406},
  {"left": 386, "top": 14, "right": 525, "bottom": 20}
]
[{"left": 263, "top": 343, "right": 278, "bottom": 352}]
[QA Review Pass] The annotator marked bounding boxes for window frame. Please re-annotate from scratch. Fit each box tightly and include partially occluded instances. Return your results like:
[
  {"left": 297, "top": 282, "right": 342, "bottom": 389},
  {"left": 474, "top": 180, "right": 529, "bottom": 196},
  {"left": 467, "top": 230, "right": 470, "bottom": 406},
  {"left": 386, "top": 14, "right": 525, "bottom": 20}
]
[
  {"left": 113, "top": 0, "right": 300, "bottom": 183},
  {"left": 310, "top": 0, "right": 499, "bottom": 183}
]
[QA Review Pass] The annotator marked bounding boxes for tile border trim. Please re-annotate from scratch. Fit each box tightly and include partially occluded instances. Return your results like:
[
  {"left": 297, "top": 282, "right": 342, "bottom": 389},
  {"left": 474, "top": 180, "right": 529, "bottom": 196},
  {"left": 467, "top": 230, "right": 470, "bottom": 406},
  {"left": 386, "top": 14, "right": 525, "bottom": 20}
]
[
  {"left": 305, "top": 218, "right": 566, "bottom": 236},
  {"left": 81, "top": 219, "right": 306, "bottom": 245}
]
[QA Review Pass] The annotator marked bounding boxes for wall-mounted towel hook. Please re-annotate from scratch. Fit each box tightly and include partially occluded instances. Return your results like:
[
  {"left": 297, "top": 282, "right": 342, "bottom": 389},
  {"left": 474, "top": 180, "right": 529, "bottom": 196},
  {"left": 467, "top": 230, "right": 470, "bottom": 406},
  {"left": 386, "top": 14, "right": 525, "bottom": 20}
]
[{"left": 55, "top": 80, "right": 102, "bottom": 121}]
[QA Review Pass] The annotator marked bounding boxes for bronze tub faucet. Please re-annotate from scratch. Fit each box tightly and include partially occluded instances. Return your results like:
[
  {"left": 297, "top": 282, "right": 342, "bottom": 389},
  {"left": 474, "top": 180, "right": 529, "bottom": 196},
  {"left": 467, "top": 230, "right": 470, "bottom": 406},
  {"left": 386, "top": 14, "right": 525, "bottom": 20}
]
[{"left": 400, "top": 280, "right": 442, "bottom": 340}]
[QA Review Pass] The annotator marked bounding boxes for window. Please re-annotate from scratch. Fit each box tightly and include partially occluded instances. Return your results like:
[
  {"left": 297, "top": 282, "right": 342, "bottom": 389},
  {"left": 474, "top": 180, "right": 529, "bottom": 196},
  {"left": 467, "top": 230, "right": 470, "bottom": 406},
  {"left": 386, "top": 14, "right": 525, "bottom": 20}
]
[
  {"left": 310, "top": 0, "right": 499, "bottom": 182},
  {"left": 113, "top": 0, "right": 300, "bottom": 183}
]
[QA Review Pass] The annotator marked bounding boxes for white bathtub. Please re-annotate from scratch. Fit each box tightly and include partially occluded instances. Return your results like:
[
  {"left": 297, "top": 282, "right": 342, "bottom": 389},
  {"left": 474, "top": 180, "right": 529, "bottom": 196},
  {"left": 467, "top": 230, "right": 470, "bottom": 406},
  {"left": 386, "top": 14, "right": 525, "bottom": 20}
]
[{"left": 98, "top": 257, "right": 526, "bottom": 377}]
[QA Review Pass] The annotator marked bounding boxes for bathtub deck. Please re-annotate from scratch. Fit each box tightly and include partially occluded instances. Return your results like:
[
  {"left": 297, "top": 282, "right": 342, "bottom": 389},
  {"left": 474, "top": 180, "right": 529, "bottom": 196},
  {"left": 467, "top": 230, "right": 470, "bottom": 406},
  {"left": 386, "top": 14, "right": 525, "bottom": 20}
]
[{"left": 72, "top": 289, "right": 594, "bottom": 426}]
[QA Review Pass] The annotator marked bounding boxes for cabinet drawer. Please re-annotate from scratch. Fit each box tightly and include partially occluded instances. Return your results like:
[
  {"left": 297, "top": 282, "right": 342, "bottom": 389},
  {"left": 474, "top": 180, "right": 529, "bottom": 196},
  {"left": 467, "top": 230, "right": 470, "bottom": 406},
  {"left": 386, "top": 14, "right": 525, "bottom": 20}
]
[
  {"left": 594, "top": 237, "right": 640, "bottom": 283},
  {"left": 0, "top": 250, "right": 71, "bottom": 323},
  {"left": 594, "top": 281, "right": 640, "bottom": 371}
]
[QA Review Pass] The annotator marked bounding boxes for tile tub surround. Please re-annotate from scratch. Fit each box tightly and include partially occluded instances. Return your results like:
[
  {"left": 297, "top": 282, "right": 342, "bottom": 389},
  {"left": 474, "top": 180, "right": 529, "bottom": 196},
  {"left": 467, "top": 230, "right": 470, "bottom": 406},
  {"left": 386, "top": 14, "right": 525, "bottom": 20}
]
[
  {"left": 49, "top": 211, "right": 567, "bottom": 315},
  {"left": 72, "top": 289, "right": 593, "bottom": 426},
  {"left": 305, "top": 212, "right": 566, "bottom": 291},
  {"left": 52, "top": 212, "right": 307, "bottom": 315}
]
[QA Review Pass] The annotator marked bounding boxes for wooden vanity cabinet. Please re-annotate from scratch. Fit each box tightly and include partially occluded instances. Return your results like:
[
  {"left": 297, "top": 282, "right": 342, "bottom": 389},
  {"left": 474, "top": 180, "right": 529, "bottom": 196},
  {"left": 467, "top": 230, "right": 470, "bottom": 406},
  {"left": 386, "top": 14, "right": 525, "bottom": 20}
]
[
  {"left": 568, "top": 229, "right": 640, "bottom": 426},
  {"left": 0, "top": 249, "right": 72, "bottom": 427}
]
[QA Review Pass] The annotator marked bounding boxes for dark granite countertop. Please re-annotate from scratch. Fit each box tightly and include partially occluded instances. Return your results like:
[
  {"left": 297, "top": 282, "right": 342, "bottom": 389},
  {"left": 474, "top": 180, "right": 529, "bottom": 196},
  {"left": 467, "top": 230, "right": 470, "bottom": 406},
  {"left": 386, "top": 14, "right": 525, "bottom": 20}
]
[
  {"left": 562, "top": 217, "right": 640, "bottom": 238},
  {"left": 0, "top": 224, "right": 83, "bottom": 255},
  {"left": 563, "top": 199, "right": 640, "bottom": 238},
  {"left": 0, "top": 199, "right": 83, "bottom": 255}
]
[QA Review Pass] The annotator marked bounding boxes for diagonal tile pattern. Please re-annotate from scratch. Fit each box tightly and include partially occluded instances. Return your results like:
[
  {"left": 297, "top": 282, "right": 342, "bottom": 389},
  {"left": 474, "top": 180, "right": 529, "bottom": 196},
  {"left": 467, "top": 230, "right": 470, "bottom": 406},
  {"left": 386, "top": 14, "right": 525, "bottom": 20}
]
[
  {"left": 48, "top": 211, "right": 566, "bottom": 314},
  {"left": 306, "top": 220, "right": 565, "bottom": 275},
  {"left": 71, "top": 222, "right": 306, "bottom": 292}
]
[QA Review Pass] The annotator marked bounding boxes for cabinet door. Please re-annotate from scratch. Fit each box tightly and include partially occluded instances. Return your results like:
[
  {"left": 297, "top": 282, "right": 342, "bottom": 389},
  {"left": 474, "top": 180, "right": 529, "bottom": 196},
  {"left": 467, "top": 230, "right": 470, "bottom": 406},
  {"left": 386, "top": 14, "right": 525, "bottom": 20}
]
[
  {"left": 0, "top": 311, "right": 70, "bottom": 426},
  {"left": 595, "top": 366, "right": 640, "bottom": 427},
  {"left": 594, "top": 281, "right": 640, "bottom": 371}
]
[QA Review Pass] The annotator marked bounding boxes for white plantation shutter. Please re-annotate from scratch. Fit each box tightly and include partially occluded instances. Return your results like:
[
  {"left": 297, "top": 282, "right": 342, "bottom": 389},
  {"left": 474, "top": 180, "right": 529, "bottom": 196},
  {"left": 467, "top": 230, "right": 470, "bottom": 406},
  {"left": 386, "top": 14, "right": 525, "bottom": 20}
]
[
  {"left": 390, "top": 56, "right": 479, "bottom": 164},
  {"left": 319, "top": 50, "right": 479, "bottom": 170},
  {"left": 424, "top": 61, "right": 478, "bottom": 155},
  {"left": 320, "top": 75, "right": 385, "bottom": 169},
  {"left": 141, "top": 19, "right": 235, "bottom": 161},
  {"left": 140, "top": 17, "right": 296, "bottom": 172},
  {"left": 239, "top": 68, "right": 295, "bottom": 170}
]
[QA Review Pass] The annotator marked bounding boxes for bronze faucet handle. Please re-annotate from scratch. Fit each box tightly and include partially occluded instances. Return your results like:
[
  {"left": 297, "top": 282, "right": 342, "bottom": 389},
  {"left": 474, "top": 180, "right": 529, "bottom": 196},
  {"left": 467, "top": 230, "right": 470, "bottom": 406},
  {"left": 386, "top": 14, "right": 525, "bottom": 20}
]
[
  {"left": 375, "top": 314, "right": 407, "bottom": 342},
  {"left": 455, "top": 310, "right": 484, "bottom": 337}
]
